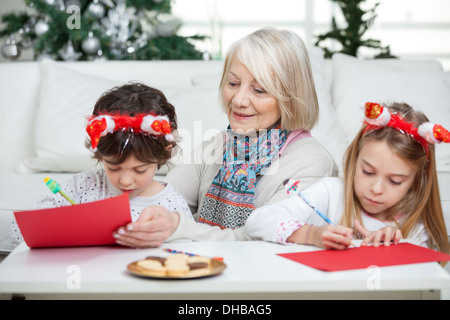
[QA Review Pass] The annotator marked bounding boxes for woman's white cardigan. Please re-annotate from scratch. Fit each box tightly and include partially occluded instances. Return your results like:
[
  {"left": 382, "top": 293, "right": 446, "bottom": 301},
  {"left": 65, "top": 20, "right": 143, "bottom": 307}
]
[{"left": 166, "top": 130, "right": 338, "bottom": 242}]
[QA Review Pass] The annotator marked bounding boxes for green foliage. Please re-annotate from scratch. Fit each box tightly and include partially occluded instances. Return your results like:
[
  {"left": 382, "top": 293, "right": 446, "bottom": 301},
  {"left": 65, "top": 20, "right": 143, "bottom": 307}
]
[
  {"left": 0, "top": 13, "right": 31, "bottom": 37},
  {"left": 315, "top": 0, "right": 395, "bottom": 58},
  {"left": 0, "top": 0, "right": 205, "bottom": 60}
]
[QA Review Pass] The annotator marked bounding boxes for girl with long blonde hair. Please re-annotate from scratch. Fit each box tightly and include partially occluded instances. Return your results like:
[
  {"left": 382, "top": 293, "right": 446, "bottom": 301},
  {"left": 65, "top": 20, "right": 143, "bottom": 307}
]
[
  {"left": 341, "top": 102, "right": 449, "bottom": 255},
  {"left": 246, "top": 102, "right": 449, "bottom": 256}
]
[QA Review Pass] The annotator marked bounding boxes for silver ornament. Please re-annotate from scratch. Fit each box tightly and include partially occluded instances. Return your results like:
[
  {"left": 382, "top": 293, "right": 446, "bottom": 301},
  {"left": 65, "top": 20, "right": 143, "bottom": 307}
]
[
  {"left": 81, "top": 32, "right": 101, "bottom": 55},
  {"left": 156, "top": 15, "right": 181, "bottom": 38},
  {"left": 60, "top": 40, "right": 82, "bottom": 61},
  {"left": 35, "top": 19, "right": 50, "bottom": 36},
  {"left": 100, "top": 0, "right": 114, "bottom": 7},
  {"left": 88, "top": 0, "right": 105, "bottom": 18},
  {"left": 18, "top": 27, "right": 33, "bottom": 49},
  {"left": 1, "top": 37, "right": 21, "bottom": 60}
]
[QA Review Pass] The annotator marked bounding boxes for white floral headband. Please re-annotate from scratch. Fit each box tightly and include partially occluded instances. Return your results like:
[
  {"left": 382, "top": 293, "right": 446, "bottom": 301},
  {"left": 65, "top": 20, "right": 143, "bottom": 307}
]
[{"left": 86, "top": 113, "right": 174, "bottom": 151}]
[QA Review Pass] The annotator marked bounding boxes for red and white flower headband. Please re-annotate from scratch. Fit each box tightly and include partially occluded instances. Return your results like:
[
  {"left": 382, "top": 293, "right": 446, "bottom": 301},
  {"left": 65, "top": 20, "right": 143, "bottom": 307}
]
[
  {"left": 86, "top": 113, "right": 174, "bottom": 151},
  {"left": 362, "top": 102, "right": 450, "bottom": 155}
]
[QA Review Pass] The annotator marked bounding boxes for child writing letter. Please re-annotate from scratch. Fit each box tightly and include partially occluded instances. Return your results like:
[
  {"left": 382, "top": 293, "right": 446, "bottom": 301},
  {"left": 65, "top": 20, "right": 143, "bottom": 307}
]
[
  {"left": 246, "top": 102, "right": 449, "bottom": 255},
  {"left": 11, "top": 83, "right": 192, "bottom": 248}
]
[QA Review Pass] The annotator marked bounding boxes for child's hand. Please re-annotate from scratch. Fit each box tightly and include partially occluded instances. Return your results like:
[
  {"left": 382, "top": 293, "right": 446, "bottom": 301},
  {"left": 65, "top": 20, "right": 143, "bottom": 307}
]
[
  {"left": 311, "top": 225, "right": 354, "bottom": 250},
  {"left": 113, "top": 206, "right": 180, "bottom": 248},
  {"left": 288, "top": 224, "right": 353, "bottom": 250},
  {"left": 354, "top": 219, "right": 402, "bottom": 247}
]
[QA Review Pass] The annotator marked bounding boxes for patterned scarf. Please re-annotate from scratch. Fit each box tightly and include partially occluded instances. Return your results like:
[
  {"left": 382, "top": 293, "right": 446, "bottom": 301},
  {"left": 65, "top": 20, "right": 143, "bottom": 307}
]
[{"left": 199, "top": 123, "right": 290, "bottom": 229}]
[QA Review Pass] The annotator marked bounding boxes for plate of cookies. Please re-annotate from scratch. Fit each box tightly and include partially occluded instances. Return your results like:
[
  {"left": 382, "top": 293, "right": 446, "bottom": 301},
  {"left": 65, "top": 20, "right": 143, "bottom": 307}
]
[{"left": 127, "top": 253, "right": 227, "bottom": 279}]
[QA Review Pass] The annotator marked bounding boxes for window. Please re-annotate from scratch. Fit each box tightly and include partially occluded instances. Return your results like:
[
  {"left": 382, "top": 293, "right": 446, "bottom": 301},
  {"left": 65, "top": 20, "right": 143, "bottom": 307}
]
[{"left": 172, "top": 0, "right": 450, "bottom": 70}]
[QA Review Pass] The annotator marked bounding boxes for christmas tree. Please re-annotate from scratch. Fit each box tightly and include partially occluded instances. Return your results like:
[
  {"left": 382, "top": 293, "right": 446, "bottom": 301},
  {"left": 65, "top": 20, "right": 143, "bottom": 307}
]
[
  {"left": 0, "top": 0, "right": 205, "bottom": 61},
  {"left": 315, "top": 0, "right": 394, "bottom": 58}
]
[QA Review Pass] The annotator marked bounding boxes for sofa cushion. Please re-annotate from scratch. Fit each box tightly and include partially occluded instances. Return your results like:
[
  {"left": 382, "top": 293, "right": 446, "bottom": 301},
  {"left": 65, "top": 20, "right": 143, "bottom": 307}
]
[
  {"left": 17, "top": 60, "right": 119, "bottom": 173},
  {"left": 331, "top": 53, "right": 450, "bottom": 172},
  {"left": 0, "top": 63, "right": 40, "bottom": 171},
  {"left": 439, "top": 172, "right": 450, "bottom": 232},
  {"left": 16, "top": 60, "right": 228, "bottom": 174},
  {"left": 308, "top": 47, "right": 348, "bottom": 171}
]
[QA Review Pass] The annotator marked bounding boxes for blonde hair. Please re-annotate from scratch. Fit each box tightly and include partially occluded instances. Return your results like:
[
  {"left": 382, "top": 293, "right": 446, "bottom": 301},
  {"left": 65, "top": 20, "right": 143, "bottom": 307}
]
[
  {"left": 219, "top": 27, "right": 319, "bottom": 131},
  {"left": 341, "top": 102, "right": 449, "bottom": 257}
]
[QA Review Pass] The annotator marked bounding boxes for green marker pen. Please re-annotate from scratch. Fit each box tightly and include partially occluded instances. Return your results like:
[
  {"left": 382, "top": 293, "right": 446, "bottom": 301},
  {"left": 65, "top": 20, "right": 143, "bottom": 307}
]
[{"left": 44, "top": 177, "right": 77, "bottom": 205}]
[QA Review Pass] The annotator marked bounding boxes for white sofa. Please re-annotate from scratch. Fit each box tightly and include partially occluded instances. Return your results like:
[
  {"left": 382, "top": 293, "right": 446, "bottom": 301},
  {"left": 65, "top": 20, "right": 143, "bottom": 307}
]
[{"left": 1, "top": 49, "right": 449, "bottom": 253}]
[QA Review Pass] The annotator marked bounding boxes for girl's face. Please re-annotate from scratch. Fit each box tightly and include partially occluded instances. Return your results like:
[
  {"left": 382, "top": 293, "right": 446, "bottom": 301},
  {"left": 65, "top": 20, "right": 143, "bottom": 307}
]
[
  {"left": 223, "top": 55, "right": 281, "bottom": 132},
  {"left": 354, "top": 139, "right": 416, "bottom": 220},
  {"left": 102, "top": 155, "right": 160, "bottom": 198}
]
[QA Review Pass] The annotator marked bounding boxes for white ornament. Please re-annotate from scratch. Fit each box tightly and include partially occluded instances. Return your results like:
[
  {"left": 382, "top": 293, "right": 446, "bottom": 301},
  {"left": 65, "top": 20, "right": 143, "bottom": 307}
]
[
  {"left": 418, "top": 122, "right": 439, "bottom": 144},
  {"left": 60, "top": 40, "right": 82, "bottom": 61},
  {"left": 140, "top": 115, "right": 173, "bottom": 141},
  {"left": 88, "top": 0, "right": 105, "bottom": 18},
  {"left": 82, "top": 32, "right": 101, "bottom": 55},
  {"left": 35, "top": 19, "right": 50, "bottom": 36},
  {"left": 1, "top": 37, "right": 21, "bottom": 60}
]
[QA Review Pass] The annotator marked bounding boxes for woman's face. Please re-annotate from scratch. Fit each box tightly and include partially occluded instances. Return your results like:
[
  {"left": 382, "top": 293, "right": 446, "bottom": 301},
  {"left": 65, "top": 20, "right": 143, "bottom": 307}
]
[{"left": 222, "top": 55, "right": 281, "bottom": 133}]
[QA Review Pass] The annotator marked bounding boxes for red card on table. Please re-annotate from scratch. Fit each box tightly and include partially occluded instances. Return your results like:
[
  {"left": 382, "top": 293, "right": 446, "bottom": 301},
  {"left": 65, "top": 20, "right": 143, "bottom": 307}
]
[
  {"left": 277, "top": 243, "right": 450, "bottom": 272},
  {"left": 14, "top": 194, "right": 131, "bottom": 248}
]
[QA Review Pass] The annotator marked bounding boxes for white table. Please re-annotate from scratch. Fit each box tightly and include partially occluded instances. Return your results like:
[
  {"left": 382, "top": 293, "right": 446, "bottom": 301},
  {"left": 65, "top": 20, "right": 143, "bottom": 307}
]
[{"left": 0, "top": 241, "right": 449, "bottom": 300}]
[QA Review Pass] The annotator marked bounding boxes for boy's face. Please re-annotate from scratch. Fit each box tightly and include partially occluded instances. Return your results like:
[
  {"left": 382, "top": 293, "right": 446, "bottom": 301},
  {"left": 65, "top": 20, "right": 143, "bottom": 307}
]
[
  {"left": 102, "top": 155, "right": 160, "bottom": 198},
  {"left": 354, "top": 139, "right": 415, "bottom": 220}
]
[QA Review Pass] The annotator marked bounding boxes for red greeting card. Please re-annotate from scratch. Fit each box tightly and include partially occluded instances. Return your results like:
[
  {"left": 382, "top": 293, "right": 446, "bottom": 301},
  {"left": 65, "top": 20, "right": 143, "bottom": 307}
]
[
  {"left": 277, "top": 243, "right": 450, "bottom": 272},
  {"left": 14, "top": 194, "right": 131, "bottom": 248}
]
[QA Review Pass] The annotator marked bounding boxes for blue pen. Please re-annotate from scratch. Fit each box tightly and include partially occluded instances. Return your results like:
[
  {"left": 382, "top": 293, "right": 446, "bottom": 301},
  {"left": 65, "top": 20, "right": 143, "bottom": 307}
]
[
  {"left": 283, "top": 179, "right": 355, "bottom": 247},
  {"left": 283, "top": 179, "right": 334, "bottom": 225},
  {"left": 163, "top": 248, "right": 198, "bottom": 256}
]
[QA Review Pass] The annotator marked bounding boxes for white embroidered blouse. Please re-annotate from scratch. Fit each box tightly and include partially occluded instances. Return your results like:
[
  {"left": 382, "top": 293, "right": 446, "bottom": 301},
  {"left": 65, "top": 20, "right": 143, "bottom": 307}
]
[{"left": 245, "top": 177, "right": 429, "bottom": 246}]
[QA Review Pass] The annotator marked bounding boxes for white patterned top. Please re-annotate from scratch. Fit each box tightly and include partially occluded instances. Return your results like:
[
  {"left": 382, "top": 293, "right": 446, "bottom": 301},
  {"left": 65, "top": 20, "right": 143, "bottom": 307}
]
[{"left": 11, "top": 169, "right": 192, "bottom": 247}]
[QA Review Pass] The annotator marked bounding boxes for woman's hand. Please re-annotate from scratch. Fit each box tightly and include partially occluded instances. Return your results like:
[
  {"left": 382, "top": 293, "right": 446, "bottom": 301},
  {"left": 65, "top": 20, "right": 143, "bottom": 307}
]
[
  {"left": 354, "top": 219, "right": 402, "bottom": 247},
  {"left": 113, "top": 206, "right": 180, "bottom": 248}
]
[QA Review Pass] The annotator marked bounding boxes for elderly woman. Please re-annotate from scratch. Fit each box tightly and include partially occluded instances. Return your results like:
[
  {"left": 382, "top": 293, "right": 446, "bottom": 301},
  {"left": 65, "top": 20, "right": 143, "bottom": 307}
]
[{"left": 114, "top": 27, "right": 337, "bottom": 247}]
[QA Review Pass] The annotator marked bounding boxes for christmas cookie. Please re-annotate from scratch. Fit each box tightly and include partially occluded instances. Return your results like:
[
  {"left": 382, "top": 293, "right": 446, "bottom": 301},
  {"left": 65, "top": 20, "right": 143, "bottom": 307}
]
[
  {"left": 131, "top": 254, "right": 215, "bottom": 278},
  {"left": 166, "top": 262, "right": 190, "bottom": 276},
  {"left": 187, "top": 256, "right": 211, "bottom": 269},
  {"left": 165, "top": 255, "right": 190, "bottom": 276},
  {"left": 165, "top": 253, "right": 189, "bottom": 263},
  {"left": 145, "top": 256, "right": 166, "bottom": 264},
  {"left": 137, "top": 259, "right": 167, "bottom": 276}
]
